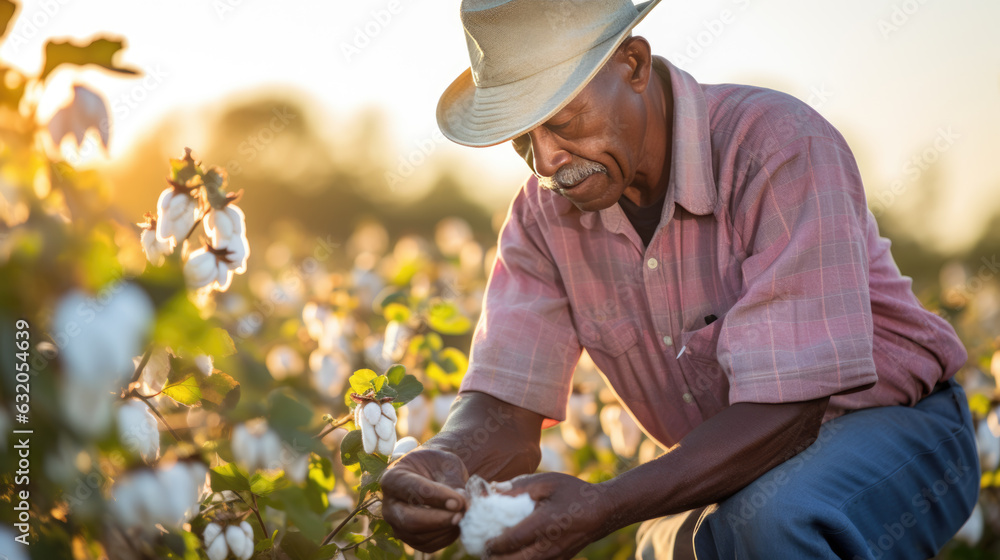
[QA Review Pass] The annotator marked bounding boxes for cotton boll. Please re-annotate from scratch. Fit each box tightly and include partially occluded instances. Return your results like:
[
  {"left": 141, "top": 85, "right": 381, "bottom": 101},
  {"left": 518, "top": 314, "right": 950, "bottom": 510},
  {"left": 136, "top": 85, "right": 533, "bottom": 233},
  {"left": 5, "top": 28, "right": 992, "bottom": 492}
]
[
  {"left": 257, "top": 429, "right": 283, "bottom": 471},
  {"left": 194, "top": 354, "right": 214, "bottom": 375},
  {"left": 360, "top": 415, "right": 378, "bottom": 454},
  {"left": 433, "top": 394, "right": 458, "bottom": 426},
  {"left": 362, "top": 402, "right": 382, "bottom": 426},
  {"left": 375, "top": 417, "right": 394, "bottom": 439},
  {"left": 266, "top": 345, "right": 304, "bottom": 380},
  {"left": 600, "top": 405, "right": 641, "bottom": 458},
  {"left": 382, "top": 320, "right": 412, "bottom": 362},
  {"left": 391, "top": 436, "right": 420, "bottom": 462},
  {"left": 205, "top": 205, "right": 246, "bottom": 248},
  {"left": 203, "top": 523, "right": 223, "bottom": 547},
  {"left": 141, "top": 225, "right": 174, "bottom": 266},
  {"left": 185, "top": 248, "right": 220, "bottom": 290},
  {"left": 0, "top": 525, "right": 30, "bottom": 560},
  {"left": 377, "top": 431, "right": 396, "bottom": 457},
  {"left": 157, "top": 463, "right": 199, "bottom": 525},
  {"left": 136, "top": 348, "right": 171, "bottom": 394},
  {"left": 380, "top": 402, "right": 397, "bottom": 423},
  {"left": 310, "top": 349, "right": 350, "bottom": 398},
  {"left": 239, "top": 520, "right": 254, "bottom": 542},
  {"left": 285, "top": 449, "right": 310, "bottom": 484},
  {"left": 226, "top": 523, "right": 253, "bottom": 560},
  {"left": 206, "top": 533, "right": 229, "bottom": 560},
  {"left": 231, "top": 424, "right": 256, "bottom": 473},
  {"left": 156, "top": 188, "right": 198, "bottom": 245},
  {"left": 459, "top": 475, "right": 536, "bottom": 556},
  {"left": 117, "top": 399, "right": 160, "bottom": 463}
]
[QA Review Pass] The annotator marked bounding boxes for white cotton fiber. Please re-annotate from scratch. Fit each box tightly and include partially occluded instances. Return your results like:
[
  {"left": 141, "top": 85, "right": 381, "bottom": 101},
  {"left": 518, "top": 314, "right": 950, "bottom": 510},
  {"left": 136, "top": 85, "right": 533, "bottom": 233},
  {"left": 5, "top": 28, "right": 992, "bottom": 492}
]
[{"left": 459, "top": 475, "right": 536, "bottom": 556}]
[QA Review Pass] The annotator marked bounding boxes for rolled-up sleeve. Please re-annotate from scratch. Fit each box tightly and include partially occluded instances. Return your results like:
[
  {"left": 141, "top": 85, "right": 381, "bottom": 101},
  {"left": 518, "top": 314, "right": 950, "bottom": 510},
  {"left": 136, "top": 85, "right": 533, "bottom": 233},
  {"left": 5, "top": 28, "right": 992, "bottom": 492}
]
[
  {"left": 718, "top": 135, "right": 878, "bottom": 405},
  {"left": 459, "top": 184, "right": 581, "bottom": 421}
]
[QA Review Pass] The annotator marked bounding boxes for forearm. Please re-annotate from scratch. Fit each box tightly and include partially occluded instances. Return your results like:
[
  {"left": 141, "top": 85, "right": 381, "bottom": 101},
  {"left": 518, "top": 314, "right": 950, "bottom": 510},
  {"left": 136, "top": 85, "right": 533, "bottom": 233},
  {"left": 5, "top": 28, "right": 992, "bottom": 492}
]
[
  {"left": 421, "top": 391, "right": 544, "bottom": 481},
  {"left": 599, "top": 396, "right": 829, "bottom": 533}
]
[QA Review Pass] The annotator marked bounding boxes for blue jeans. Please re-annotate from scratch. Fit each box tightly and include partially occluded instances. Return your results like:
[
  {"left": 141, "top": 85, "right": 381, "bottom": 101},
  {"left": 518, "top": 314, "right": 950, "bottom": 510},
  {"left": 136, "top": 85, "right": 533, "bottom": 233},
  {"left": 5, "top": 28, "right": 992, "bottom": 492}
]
[{"left": 635, "top": 380, "right": 980, "bottom": 559}]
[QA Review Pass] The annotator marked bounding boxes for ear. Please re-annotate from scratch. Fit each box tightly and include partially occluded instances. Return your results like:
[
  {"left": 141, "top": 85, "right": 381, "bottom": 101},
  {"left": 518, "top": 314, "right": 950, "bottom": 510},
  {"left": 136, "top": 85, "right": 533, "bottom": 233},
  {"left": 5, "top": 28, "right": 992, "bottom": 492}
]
[{"left": 619, "top": 36, "right": 653, "bottom": 95}]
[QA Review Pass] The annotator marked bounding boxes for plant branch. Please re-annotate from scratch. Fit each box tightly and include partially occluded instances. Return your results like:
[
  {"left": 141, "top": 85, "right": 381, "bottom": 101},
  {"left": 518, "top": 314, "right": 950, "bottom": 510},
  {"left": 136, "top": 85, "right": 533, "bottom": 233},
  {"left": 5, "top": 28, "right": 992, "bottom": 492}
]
[
  {"left": 320, "top": 498, "right": 379, "bottom": 547},
  {"left": 182, "top": 213, "right": 206, "bottom": 243},
  {"left": 315, "top": 414, "right": 353, "bottom": 440},
  {"left": 129, "top": 345, "right": 153, "bottom": 385},
  {"left": 250, "top": 493, "right": 267, "bottom": 537},
  {"left": 132, "top": 390, "right": 182, "bottom": 442},
  {"left": 341, "top": 533, "right": 377, "bottom": 552}
]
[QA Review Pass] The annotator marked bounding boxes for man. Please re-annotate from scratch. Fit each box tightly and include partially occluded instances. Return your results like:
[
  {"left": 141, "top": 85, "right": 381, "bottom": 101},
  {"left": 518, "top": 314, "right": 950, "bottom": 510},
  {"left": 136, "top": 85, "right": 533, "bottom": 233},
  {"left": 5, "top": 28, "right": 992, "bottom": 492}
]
[{"left": 381, "top": 1, "right": 979, "bottom": 558}]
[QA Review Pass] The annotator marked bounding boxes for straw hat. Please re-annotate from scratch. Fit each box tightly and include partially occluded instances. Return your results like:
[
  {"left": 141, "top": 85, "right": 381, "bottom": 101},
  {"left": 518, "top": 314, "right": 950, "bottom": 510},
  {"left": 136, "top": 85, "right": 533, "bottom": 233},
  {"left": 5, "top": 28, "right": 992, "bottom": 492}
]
[{"left": 437, "top": 0, "right": 661, "bottom": 148}]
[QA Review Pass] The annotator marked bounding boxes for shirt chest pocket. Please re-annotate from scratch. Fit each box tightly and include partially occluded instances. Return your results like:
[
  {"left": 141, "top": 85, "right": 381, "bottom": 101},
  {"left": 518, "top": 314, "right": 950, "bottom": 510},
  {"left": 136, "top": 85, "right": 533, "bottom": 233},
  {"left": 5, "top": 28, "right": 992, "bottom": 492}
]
[{"left": 679, "top": 317, "right": 730, "bottom": 409}]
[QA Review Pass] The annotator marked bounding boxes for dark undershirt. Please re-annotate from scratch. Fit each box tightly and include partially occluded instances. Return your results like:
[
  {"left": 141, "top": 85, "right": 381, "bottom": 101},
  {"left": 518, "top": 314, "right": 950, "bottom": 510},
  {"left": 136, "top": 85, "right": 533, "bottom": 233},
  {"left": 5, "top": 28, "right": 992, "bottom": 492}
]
[{"left": 618, "top": 189, "right": 667, "bottom": 247}]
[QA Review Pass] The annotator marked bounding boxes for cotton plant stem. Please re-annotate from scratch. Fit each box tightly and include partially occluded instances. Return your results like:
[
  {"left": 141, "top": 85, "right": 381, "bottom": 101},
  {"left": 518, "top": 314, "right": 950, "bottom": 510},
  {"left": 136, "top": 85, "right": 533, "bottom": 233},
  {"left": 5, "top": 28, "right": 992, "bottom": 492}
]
[
  {"left": 250, "top": 493, "right": 268, "bottom": 537},
  {"left": 129, "top": 346, "right": 154, "bottom": 385},
  {"left": 320, "top": 498, "right": 379, "bottom": 547},
  {"left": 315, "top": 414, "right": 353, "bottom": 440},
  {"left": 133, "top": 390, "right": 182, "bottom": 442}
]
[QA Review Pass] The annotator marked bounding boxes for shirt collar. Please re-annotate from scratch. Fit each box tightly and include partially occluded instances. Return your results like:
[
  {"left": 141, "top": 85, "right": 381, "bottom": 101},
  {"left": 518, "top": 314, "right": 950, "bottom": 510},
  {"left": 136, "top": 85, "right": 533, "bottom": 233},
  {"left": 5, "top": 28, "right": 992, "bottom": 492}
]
[{"left": 579, "top": 57, "right": 717, "bottom": 231}]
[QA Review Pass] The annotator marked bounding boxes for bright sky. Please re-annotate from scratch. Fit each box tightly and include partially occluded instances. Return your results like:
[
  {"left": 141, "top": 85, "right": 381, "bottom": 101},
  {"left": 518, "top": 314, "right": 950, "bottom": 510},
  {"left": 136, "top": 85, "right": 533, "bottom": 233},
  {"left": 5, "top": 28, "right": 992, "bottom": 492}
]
[{"left": 2, "top": 0, "right": 998, "bottom": 252}]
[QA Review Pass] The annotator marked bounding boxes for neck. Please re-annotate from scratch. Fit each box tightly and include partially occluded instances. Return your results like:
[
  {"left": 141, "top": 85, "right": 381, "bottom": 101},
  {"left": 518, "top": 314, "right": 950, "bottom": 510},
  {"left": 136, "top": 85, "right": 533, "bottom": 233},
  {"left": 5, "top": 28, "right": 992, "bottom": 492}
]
[{"left": 622, "top": 61, "right": 674, "bottom": 207}]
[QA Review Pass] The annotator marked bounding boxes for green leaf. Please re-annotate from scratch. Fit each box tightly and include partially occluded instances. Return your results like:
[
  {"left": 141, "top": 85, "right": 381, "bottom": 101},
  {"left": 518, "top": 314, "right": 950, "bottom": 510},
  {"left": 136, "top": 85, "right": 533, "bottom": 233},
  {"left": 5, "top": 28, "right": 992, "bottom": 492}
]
[
  {"left": 425, "top": 300, "right": 472, "bottom": 335},
  {"left": 210, "top": 463, "right": 251, "bottom": 492},
  {"left": 391, "top": 374, "right": 424, "bottom": 407},
  {"left": 382, "top": 302, "right": 411, "bottom": 323},
  {"left": 279, "top": 529, "right": 321, "bottom": 560},
  {"left": 40, "top": 37, "right": 139, "bottom": 81},
  {"left": 204, "top": 327, "right": 237, "bottom": 357},
  {"left": 372, "top": 374, "right": 386, "bottom": 392},
  {"left": 268, "top": 389, "right": 313, "bottom": 432},
  {"left": 371, "top": 520, "right": 404, "bottom": 558},
  {"left": 308, "top": 456, "right": 336, "bottom": 492},
  {"left": 274, "top": 487, "right": 327, "bottom": 541},
  {"left": 386, "top": 364, "right": 406, "bottom": 385},
  {"left": 0, "top": 0, "right": 15, "bottom": 40},
  {"left": 311, "top": 544, "right": 343, "bottom": 560},
  {"left": 349, "top": 369, "right": 378, "bottom": 395},
  {"left": 199, "top": 371, "right": 240, "bottom": 409},
  {"left": 250, "top": 470, "right": 288, "bottom": 497},
  {"left": 162, "top": 374, "right": 201, "bottom": 405},
  {"left": 340, "top": 430, "right": 363, "bottom": 466}
]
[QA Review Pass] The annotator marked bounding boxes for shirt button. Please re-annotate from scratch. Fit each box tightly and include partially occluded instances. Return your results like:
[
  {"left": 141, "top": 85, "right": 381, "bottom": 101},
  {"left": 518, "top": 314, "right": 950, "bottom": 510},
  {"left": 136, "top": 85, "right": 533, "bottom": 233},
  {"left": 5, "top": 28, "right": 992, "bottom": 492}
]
[
  {"left": 647, "top": 257, "right": 658, "bottom": 270},
  {"left": 682, "top": 392, "right": 694, "bottom": 404},
  {"left": 662, "top": 335, "right": 673, "bottom": 347}
]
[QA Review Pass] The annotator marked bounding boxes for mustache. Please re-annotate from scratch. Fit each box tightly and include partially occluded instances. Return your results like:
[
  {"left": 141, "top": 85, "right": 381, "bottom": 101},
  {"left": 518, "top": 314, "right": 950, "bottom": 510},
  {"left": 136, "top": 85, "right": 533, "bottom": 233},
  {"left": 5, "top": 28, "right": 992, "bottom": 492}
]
[{"left": 537, "top": 160, "right": 608, "bottom": 190}]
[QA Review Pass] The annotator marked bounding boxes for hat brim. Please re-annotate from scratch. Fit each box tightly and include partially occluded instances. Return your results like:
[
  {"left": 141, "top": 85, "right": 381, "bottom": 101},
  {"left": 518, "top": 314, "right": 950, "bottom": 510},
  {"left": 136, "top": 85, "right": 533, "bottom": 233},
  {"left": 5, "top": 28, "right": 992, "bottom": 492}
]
[{"left": 437, "top": 0, "right": 661, "bottom": 148}]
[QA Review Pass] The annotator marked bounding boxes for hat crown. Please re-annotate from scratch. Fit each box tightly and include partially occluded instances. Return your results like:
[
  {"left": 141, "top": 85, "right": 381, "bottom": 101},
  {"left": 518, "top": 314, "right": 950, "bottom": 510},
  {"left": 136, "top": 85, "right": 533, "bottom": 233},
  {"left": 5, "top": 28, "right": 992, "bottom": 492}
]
[{"left": 460, "top": 0, "right": 639, "bottom": 87}]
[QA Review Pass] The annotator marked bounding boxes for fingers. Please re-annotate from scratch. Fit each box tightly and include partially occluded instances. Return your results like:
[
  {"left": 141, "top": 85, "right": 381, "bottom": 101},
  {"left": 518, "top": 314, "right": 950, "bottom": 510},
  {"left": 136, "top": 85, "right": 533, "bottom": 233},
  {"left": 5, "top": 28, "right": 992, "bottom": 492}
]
[
  {"left": 381, "top": 469, "right": 467, "bottom": 511},
  {"left": 382, "top": 498, "right": 464, "bottom": 533}
]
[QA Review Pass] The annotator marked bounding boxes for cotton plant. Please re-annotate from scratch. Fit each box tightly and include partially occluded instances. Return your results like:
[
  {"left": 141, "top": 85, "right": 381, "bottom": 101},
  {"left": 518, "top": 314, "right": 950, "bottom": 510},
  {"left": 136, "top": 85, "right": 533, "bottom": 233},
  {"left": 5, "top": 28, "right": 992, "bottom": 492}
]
[
  {"left": 137, "top": 148, "right": 250, "bottom": 294},
  {"left": 109, "top": 461, "right": 209, "bottom": 531},
  {"left": 203, "top": 521, "right": 254, "bottom": 560}
]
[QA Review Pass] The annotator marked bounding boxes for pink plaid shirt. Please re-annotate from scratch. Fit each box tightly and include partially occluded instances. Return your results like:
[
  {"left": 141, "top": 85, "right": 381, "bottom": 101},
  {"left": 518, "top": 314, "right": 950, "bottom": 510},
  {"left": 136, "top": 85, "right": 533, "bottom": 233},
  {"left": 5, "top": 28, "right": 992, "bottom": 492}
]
[{"left": 460, "top": 57, "right": 967, "bottom": 447}]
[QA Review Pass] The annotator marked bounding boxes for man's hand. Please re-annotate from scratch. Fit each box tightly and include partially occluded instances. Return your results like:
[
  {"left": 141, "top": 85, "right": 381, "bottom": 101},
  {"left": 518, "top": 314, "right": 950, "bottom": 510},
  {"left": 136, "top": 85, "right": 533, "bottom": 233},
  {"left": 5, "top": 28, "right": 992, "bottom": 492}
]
[
  {"left": 485, "top": 472, "right": 614, "bottom": 560},
  {"left": 381, "top": 448, "right": 469, "bottom": 552}
]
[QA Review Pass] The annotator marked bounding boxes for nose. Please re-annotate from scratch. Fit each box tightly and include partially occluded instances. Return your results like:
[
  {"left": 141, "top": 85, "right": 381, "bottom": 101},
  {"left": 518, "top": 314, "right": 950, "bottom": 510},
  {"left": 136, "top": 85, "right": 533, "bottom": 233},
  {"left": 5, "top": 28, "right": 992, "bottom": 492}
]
[{"left": 528, "top": 127, "right": 571, "bottom": 178}]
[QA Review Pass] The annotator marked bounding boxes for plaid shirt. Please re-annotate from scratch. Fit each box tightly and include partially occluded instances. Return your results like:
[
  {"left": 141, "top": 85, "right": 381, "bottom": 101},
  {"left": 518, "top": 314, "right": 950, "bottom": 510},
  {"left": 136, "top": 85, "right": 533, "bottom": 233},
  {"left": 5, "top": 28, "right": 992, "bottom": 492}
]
[{"left": 460, "top": 57, "right": 967, "bottom": 447}]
